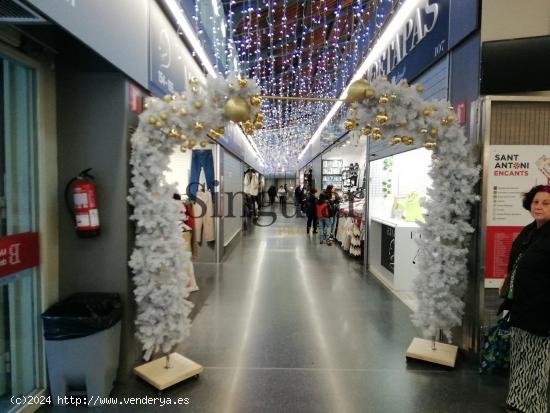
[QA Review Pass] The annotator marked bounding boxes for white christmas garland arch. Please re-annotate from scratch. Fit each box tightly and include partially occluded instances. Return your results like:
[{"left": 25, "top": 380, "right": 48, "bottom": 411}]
[
  {"left": 128, "top": 76, "right": 262, "bottom": 360},
  {"left": 344, "top": 77, "right": 480, "bottom": 341}
]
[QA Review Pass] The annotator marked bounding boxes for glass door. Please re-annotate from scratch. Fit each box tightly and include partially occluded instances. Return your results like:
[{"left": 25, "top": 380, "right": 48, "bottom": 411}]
[{"left": 0, "top": 55, "right": 40, "bottom": 412}]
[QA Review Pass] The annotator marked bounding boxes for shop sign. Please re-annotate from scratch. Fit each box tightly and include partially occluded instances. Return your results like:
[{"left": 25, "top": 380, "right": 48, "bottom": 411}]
[
  {"left": 149, "top": 1, "right": 204, "bottom": 96},
  {"left": 484, "top": 145, "right": 550, "bottom": 287},
  {"left": 367, "top": 0, "right": 450, "bottom": 83},
  {"left": 0, "top": 233, "right": 40, "bottom": 278}
]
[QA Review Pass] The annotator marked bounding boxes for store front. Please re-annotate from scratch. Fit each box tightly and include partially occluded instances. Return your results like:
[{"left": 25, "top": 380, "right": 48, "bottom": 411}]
[
  {"left": 0, "top": 52, "right": 41, "bottom": 410},
  {"left": 367, "top": 148, "right": 433, "bottom": 309}
]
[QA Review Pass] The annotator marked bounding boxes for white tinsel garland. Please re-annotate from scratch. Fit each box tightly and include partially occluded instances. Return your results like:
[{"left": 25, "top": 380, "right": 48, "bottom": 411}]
[
  {"left": 348, "top": 78, "right": 480, "bottom": 341},
  {"left": 128, "top": 76, "right": 261, "bottom": 360}
]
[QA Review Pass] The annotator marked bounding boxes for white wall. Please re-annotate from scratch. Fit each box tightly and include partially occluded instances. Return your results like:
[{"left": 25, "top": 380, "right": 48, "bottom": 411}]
[{"left": 482, "top": 0, "right": 550, "bottom": 42}]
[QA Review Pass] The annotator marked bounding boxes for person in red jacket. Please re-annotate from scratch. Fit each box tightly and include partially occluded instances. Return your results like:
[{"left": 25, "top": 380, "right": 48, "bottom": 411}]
[{"left": 316, "top": 193, "right": 331, "bottom": 245}]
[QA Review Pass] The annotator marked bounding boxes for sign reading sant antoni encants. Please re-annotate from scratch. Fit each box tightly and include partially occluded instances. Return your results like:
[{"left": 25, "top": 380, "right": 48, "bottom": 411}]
[{"left": 484, "top": 145, "right": 550, "bottom": 287}]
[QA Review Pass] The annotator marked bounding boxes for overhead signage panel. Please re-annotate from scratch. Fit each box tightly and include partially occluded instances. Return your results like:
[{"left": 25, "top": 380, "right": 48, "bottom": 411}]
[{"left": 366, "top": 0, "right": 450, "bottom": 83}]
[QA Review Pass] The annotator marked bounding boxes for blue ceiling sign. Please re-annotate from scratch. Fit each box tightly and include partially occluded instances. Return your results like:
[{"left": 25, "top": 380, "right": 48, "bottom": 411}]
[{"left": 365, "top": 0, "right": 450, "bottom": 83}]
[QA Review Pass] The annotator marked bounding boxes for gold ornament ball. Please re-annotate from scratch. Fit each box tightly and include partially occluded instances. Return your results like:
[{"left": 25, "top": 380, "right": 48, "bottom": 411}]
[
  {"left": 224, "top": 96, "right": 251, "bottom": 123},
  {"left": 227, "top": 83, "right": 235, "bottom": 91},
  {"left": 169, "top": 128, "right": 179, "bottom": 139},
  {"left": 189, "top": 138, "right": 197, "bottom": 147},
  {"left": 143, "top": 102, "right": 149, "bottom": 110},
  {"left": 345, "top": 79, "right": 370, "bottom": 103},
  {"left": 191, "top": 86, "right": 200, "bottom": 94},
  {"left": 344, "top": 119, "right": 357, "bottom": 131},
  {"left": 194, "top": 122, "right": 204, "bottom": 133},
  {"left": 429, "top": 127, "right": 438, "bottom": 137},
  {"left": 194, "top": 101, "right": 203, "bottom": 110},
  {"left": 365, "top": 88, "right": 375, "bottom": 99},
  {"left": 189, "top": 76, "right": 199, "bottom": 85},
  {"left": 200, "top": 140, "right": 208, "bottom": 148},
  {"left": 361, "top": 125, "right": 373, "bottom": 136},
  {"left": 416, "top": 84, "right": 425, "bottom": 93},
  {"left": 446, "top": 115, "right": 456, "bottom": 123},
  {"left": 155, "top": 120, "right": 164, "bottom": 129},
  {"left": 371, "top": 128, "right": 383, "bottom": 140},
  {"left": 375, "top": 114, "right": 388, "bottom": 126},
  {"left": 424, "top": 141, "right": 437, "bottom": 150},
  {"left": 163, "top": 95, "right": 172, "bottom": 102},
  {"left": 250, "top": 96, "right": 262, "bottom": 107},
  {"left": 148, "top": 116, "right": 157, "bottom": 125},
  {"left": 403, "top": 136, "right": 415, "bottom": 146},
  {"left": 160, "top": 112, "right": 168, "bottom": 120},
  {"left": 423, "top": 108, "right": 433, "bottom": 117},
  {"left": 255, "top": 112, "right": 266, "bottom": 122},
  {"left": 420, "top": 128, "right": 429, "bottom": 134},
  {"left": 254, "top": 121, "right": 264, "bottom": 129},
  {"left": 379, "top": 95, "right": 389, "bottom": 104},
  {"left": 180, "top": 109, "right": 188, "bottom": 117},
  {"left": 390, "top": 94, "right": 398, "bottom": 102},
  {"left": 171, "top": 106, "right": 179, "bottom": 113},
  {"left": 238, "top": 78, "right": 249, "bottom": 88},
  {"left": 390, "top": 136, "right": 402, "bottom": 145}
]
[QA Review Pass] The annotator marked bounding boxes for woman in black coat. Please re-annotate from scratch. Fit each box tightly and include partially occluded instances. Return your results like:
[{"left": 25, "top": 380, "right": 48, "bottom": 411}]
[
  {"left": 501, "top": 185, "right": 550, "bottom": 413},
  {"left": 305, "top": 188, "right": 318, "bottom": 234}
]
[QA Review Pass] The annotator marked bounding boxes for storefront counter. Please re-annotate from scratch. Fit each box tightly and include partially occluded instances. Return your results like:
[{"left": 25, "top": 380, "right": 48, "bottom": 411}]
[{"left": 368, "top": 216, "right": 422, "bottom": 292}]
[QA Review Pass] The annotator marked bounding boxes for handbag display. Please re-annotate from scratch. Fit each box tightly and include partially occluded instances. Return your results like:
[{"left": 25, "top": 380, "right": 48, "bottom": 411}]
[{"left": 479, "top": 313, "right": 511, "bottom": 375}]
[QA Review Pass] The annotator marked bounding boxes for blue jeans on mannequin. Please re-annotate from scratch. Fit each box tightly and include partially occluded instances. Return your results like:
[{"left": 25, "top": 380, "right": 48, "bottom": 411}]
[{"left": 188, "top": 149, "right": 215, "bottom": 199}]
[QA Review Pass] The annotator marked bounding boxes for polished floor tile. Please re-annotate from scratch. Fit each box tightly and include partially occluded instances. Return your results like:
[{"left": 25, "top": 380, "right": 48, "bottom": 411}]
[{"left": 41, "top": 206, "right": 525, "bottom": 412}]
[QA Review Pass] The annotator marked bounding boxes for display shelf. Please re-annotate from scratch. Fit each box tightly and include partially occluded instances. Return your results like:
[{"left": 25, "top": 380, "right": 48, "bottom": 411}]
[{"left": 322, "top": 159, "right": 343, "bottom": 190}]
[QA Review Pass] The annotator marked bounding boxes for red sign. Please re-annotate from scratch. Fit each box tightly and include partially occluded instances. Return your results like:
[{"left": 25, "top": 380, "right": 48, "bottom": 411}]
[
  {"left": 455, "top": 101, "right": 467, "bottom": 126},
  {"left": 0, "top": 233, "right": 40, "bottom": 278},
  {"left": 129, "top": 84, "right": 143, "bottom": 114},
  {"left": 485, "top": 226, "right": 522, "bottom": 279}
]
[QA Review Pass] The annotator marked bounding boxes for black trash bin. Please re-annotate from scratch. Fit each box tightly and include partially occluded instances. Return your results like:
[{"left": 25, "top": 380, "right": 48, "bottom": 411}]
[{"left": 42, "top": 293, "right": 122, "bottom": 405}]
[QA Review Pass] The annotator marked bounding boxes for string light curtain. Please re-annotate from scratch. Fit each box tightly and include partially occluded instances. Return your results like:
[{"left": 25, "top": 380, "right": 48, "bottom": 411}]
[{"left": 192, "top": 0, "right": 401, "bottom": 172}]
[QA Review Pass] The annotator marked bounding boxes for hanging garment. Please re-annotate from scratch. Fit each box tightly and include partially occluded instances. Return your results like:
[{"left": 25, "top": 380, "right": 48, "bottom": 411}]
[
  {"left": 189, "top": 149, "right": 215, "bottom": 198},
  {"left": 182, "top": 232, "right": 199, "bottom": 292},
  {"left": 192, "top": 190, "right": 215, "bottom": 243},
  {"left": 244, "top": 171, "right": 259, "bottom": 196}
]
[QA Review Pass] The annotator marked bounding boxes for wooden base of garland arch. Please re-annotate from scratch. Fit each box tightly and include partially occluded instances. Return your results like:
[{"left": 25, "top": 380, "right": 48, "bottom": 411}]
[{"left": 344, "top": 77, "right": 480, "bottom": 367}]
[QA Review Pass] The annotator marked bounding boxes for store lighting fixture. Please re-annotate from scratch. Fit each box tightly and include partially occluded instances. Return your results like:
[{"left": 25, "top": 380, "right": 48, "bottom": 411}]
[
  {"left": 299, "top": 0, "right": 423, "bottom": 161},
  {"left": 162, "top": 0, "right": 218, "bottom": 78}
]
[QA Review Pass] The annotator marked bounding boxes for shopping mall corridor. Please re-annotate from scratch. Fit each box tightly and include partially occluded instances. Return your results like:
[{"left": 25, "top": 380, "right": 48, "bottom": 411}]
[{"left": 42, "top": 206, "right": 510, "bottom": 413}]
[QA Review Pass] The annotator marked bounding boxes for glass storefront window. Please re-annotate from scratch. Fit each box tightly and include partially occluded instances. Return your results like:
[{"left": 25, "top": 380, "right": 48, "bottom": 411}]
[{"left": 0, "top": 55, "right": 40, "bottom": 412}]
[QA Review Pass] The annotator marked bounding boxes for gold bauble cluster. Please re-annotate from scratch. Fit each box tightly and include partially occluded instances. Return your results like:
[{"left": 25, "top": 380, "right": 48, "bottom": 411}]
[{"left": 342, "top": 78, "right": 460, "bottom": 150}]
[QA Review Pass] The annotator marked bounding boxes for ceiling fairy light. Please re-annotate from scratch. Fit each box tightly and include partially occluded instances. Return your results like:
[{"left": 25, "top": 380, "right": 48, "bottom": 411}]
[{"left": 300, "top": 0, "right": 421, "bottom": 160}]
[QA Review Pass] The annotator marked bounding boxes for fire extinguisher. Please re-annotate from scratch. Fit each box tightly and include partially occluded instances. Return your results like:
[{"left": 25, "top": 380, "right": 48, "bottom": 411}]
[{"left": 65, "top": 168, "right": 101, "bottom": 238}]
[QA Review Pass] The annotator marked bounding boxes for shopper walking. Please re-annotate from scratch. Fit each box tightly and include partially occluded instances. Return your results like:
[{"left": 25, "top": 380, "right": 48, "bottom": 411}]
[
  {"left": 267, "top": 185, "right": 277, "bottom": 205},
  {"left": 278, "top": 185, "right": 287, "bottom": 206},
  {"left": 316, "top": 193, "right": 331, "bottom": 245},
  {"left": 305, "top": 188, "right": 318, "bottom": 234},
  {"left": 294, "top": 185, "right": 303, "bottom": 206},
  {"left": 324, "top": 185, "right": 341, "bottom": 240},
  {"left": 500, "top": 185, "right": 550, "bottom": 413}
]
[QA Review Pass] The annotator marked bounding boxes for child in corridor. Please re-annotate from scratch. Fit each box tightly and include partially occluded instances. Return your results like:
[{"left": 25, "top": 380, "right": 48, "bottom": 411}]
[{"left": 316, "top": 194, "right": 331, "bottom": 245}]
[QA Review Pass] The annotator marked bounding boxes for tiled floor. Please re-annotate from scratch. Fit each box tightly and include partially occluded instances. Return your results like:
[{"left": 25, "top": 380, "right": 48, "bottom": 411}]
[{"left": 41, "top": 205, "right": 520, "bottom": 412}]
